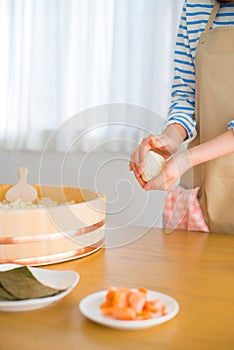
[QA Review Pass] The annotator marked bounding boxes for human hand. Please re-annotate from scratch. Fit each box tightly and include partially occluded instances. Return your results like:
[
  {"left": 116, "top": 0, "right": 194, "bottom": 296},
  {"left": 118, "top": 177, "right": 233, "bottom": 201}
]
[
  {"left": 144, "top": 128, "right": 234, "bottom": 192},
  {"left": 144, "top": 151, "right": 192, "bottom": 191},
  {"left": 129, "top": 133, "right": 181, "bottom": 188}
]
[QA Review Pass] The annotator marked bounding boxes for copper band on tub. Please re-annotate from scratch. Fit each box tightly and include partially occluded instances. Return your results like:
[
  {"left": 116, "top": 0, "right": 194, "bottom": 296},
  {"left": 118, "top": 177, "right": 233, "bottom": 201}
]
[
  {"left": 0, "top": 219, "right": 105, "bottom": 244},
  {"left": 0, "top": 237, "right": 104, "bottom": 266}
]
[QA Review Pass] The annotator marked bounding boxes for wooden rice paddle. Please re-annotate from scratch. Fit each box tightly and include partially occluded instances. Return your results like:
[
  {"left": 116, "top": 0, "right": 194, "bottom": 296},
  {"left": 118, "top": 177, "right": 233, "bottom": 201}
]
[{"left": 5, "top": 167, "right": 38, "bottom": 202}]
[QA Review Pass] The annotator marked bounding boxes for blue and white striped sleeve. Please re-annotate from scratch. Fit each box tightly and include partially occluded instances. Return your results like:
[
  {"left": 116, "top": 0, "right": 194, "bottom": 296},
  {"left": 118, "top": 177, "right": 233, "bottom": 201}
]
[
  {"left": 228, "top": 120, "right": 234, "bottom": 132},
  {"left": 164, "top": 1, "right": 197, "bottom": 142}
]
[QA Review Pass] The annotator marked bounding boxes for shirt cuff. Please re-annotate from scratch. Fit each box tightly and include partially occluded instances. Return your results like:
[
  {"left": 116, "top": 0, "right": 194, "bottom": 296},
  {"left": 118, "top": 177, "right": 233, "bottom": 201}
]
[
  {"left": 162, "top": 119, "right": 197, "bottom": 144},
  {"left": 228, "top": 120, "right": 234, "bottom": 131}
]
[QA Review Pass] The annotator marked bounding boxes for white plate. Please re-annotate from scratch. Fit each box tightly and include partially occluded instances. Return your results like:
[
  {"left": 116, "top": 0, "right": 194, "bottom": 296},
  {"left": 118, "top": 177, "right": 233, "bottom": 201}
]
[
  {"left": 79, "top": 289, "right": 179, "bottom": 330},
  {"left": 0, "top": 264, "right": 79, "bottom": 312}
]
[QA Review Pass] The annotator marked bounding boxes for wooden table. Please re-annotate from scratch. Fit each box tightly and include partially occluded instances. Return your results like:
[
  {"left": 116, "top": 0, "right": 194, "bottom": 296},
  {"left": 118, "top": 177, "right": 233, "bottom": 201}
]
[{"left": 1, "top": 226, "right": 234, "bottom": 350}]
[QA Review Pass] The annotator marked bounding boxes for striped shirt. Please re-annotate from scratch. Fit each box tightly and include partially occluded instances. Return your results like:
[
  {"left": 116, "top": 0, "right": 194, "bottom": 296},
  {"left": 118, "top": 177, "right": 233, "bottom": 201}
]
[{"left": 166, "top": 0, "right": 234, "bottom": 141}]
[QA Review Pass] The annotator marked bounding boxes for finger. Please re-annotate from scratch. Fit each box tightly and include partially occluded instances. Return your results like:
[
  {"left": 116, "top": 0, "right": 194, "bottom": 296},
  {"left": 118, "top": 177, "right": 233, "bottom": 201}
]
[
  {"left": 129, "top": 160, "right": 136, "bottom": 173},
  {"left": 149, "top": 135, "right": 164, "bottom": 149},
  {"left": 129, "top": 161, "right": 140, "bottom": 178},
  {"left": 138, "top": 145, "right": 147, "bottom": 172},
  {"left": 136, "top": 174, "right": 147, "bottom": 189},
  {"left": 130, "top": 160, "right": 146, "bottom": 187},
  {"left": 130, "top": 148, "right": 143, "bottom": 176},
  {"left": 149, "top": 136, "right": 171, "bottom": 158},
  {"left": 131, "top": 145, "right": 144, "bottom": 176},
  {"left": 131, "top": 134, "right": 159, "bottom": 176},
  {"left": 141, "top": 135, "right": 154, "bottom": 149},
  {"left": 138, "top": 136, "right": 154, "bottom": 170},
  {"left": 144, "top": 172, "right": 166, "bottom": 191},
  {"left": 129, "top": 161, "right": 134, "bottom": 171},
  {"left": 141, "top": 134, "right": 167, "bottom": 163},
  {"left": 130, "top": 148, "right": 141, "bottom": 167},
  {"left": 131, "top": 161, "right": 142, "bottom": 177}
]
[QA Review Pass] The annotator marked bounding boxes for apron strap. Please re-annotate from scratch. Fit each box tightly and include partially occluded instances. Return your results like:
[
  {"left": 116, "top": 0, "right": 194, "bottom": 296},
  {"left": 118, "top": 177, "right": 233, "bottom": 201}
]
[{"left": 199, "top": 1, "right": 220, "bottom": 44}]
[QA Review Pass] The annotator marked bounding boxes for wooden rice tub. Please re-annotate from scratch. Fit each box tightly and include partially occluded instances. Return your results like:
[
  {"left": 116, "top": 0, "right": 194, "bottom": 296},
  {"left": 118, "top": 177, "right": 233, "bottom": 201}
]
[{"left": 0, "top": 185, "right": 106, "bottom": 266}]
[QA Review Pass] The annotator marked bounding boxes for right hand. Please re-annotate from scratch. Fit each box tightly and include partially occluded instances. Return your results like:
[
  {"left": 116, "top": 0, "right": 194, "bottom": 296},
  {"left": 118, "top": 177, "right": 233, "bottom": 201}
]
[{"left": 129, "top": 133, "right": 181, "bottom": 188}]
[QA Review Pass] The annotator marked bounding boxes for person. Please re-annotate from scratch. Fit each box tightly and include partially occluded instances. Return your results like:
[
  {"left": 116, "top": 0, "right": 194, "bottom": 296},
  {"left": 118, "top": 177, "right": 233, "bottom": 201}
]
[{"left": 130, "top": 0, "right": 234, "bottom": 234}]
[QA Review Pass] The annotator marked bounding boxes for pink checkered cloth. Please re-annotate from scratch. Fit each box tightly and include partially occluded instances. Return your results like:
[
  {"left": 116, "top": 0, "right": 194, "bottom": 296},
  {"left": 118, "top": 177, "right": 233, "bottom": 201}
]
[{"left": 164, "top": 185, "right": 209, "bottom": 233}]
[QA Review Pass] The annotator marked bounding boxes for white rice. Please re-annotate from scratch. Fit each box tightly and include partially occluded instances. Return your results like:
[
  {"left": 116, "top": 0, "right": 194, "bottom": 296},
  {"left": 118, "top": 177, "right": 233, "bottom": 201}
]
[{"left": 0, "top": 198, "right": 75, "bottom": 211}]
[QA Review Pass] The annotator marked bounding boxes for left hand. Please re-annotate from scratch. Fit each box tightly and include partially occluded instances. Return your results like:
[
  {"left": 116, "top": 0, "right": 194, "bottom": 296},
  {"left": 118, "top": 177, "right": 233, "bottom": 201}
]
[{"left": 144, "top": 151, "right": 192, "bottom": 191}]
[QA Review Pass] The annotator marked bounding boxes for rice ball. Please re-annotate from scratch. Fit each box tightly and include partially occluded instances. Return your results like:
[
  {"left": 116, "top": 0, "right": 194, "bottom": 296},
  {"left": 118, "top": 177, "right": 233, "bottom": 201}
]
[{"left": 141, "top": 151, "right": 166, "bottom": 182}]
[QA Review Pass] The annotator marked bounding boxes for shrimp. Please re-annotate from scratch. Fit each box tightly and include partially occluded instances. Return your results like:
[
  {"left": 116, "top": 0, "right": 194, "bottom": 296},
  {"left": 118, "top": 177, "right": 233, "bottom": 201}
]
[{"left": 100, "top": 286, "right": 167, "bottom": 321}]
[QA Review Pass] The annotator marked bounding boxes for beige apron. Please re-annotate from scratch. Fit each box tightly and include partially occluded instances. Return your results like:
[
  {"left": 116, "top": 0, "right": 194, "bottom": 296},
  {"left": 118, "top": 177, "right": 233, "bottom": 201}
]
[{"left": 181, "top": 0, "right": 234, "bottom": 233}]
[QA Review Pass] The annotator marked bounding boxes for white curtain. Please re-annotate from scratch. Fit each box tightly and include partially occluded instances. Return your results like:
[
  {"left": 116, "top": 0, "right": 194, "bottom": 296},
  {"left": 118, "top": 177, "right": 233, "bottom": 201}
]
[{"left": 0, "top": 0, "right": 183, "bottom": 151}]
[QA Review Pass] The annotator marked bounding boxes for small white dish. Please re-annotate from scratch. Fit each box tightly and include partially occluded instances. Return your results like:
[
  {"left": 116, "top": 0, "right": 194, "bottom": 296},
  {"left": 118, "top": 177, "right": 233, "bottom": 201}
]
[
  {"left": 79, "top": 289, "right": 179, "bottom": 330},
  {"left": 0, "top": 264, "right": 79, "bottom": 312}
]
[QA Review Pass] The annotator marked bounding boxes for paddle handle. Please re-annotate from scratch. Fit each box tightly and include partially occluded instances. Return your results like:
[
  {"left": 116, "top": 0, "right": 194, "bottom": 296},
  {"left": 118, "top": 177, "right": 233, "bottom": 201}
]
[
  {"left": 5, "top": 166, "right": 38, "bottom": 202},
  {"left": 19, "top": 167, "right": 28, "bottom": 183}
]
